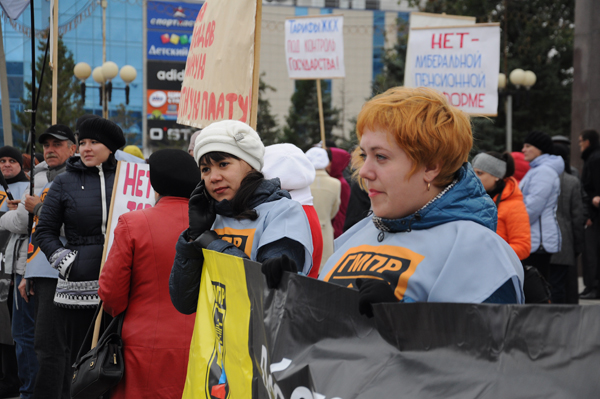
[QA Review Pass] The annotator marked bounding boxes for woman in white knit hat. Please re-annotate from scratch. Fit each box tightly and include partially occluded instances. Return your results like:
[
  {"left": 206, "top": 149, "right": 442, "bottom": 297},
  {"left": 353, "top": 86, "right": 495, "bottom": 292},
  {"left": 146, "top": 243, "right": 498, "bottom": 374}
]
[
  {"left": 169, "top": 120, "right": 314, "bottom": 315},
  {"left": 262, "top": 143, "right": 323, "bottom": 278},
  {"left": 305, "top": 147, "right": 341, "bottom": 271}
]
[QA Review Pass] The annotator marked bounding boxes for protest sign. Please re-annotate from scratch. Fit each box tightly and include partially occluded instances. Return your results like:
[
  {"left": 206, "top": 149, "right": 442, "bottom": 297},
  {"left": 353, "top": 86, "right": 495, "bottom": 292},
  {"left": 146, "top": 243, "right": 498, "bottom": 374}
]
[
  {"left": 284, "top": 15, "right": 345, "bottom": 80},
  {"left": 185, "top": 250, "right": 600, "bottom": 398},
  {"left": 177, "top": 0, "right": 260, "bottom": 129},
  {"left": 102, "top": 161, "right": 155, "bottom": 264},
  {"left": 409, "top": 11, "right": 476, "bottom": 29},
  {"left": 405, "top": 23, "right": 500, "bottom": 116},
  {"left": 404, "top": 12, "right": 476, "bottom": 90},
  {"left": 284, "top": 14, "right": 345, "bottom": 148}
]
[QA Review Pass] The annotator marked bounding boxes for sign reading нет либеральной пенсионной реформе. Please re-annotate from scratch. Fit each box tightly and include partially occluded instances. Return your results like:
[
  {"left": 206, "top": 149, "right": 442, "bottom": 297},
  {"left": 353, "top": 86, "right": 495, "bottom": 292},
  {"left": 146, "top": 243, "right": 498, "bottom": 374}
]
[{"left": 405, "top": 24, "right": 500, "bottom": 115}]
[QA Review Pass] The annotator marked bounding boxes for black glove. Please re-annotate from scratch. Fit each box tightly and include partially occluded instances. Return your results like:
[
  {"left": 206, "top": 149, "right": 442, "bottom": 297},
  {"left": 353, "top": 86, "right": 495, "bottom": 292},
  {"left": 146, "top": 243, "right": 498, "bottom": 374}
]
[
  {"left": 261, "top": 254, "right": 298, "bottom": 289},
  {"left": 188, "top": 180, "right": 216, "bottom": 241},
  {"left": 355, "top": 278, "right": 398, "bottom": 318}
]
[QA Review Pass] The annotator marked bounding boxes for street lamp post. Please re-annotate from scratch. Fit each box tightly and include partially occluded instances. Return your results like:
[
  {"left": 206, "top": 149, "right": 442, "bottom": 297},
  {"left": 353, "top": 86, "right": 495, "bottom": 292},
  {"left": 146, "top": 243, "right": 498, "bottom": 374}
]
[
  {"left": 74, "top": 62, "right": 137, "bottom": 118},
  {"left": 498, "top": 69, "right": 536, "bottom": 152}
]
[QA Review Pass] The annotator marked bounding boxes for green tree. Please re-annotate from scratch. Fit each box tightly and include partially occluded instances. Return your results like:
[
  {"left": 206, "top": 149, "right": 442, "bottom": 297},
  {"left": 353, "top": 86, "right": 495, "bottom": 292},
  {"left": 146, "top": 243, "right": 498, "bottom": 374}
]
[
  {"left": 256, "top": 73, "right": 280, "bottom": 146},
  {"left": 112, "top": 103, "right": 142, "bottom": 146},
  {"left": 13, "top": 35, "right": 84, "bottom": 151},
  {"left": 282, "top": 80, "right": 340, "bottom": 150},
  {"left": 409, "top": 0, "right": 575, "bottom": 154},
  {"left": 337, "top": 17, "right": 409, "bottom": 150},
  {"left": 371, "top": 19, "right": 409, "bottom": 96}
]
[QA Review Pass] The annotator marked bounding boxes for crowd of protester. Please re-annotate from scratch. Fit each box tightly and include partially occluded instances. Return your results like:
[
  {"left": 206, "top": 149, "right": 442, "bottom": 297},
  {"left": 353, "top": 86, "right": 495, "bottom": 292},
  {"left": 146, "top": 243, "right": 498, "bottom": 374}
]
[{"left": 0, "top": 86, "right": 598, "bottom": 397}]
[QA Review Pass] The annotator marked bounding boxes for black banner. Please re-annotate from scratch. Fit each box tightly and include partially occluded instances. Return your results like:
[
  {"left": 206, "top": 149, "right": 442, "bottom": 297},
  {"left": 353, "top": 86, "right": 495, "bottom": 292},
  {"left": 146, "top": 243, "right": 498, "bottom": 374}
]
[{"left": 246, "top": 268, "right": 600, "bottom": 398}]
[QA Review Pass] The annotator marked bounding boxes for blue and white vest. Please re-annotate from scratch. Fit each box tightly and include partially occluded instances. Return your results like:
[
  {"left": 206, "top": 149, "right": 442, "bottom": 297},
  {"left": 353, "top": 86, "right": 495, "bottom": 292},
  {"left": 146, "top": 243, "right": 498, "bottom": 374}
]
[
  {"left": 25, "top": 182, "right": 64, "bottom": 279},
  {"left": 211, "top": 198, "right": 314, "bottom": 274},
  {"left": 319, "top": 217, "right": 524, "bottom": 304},
  {"left": 0, "top": 181, "right": 29, "bottom": 212},
  {"left": 0, "top": 181, "right": 30, "bottom": 276}
]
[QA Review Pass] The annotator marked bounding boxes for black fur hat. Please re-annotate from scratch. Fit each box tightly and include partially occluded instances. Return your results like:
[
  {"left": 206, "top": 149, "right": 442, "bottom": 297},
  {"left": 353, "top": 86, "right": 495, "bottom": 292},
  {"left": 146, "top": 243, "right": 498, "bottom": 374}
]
[
  {"left": 148, "top": 149, "right": 201, "bottom": 198},
  {"left": 78, "top": 118, "right": 126, "bottom": 153},
  {"left": 524, "top": 131, "right": 554, "bottom": 154}
]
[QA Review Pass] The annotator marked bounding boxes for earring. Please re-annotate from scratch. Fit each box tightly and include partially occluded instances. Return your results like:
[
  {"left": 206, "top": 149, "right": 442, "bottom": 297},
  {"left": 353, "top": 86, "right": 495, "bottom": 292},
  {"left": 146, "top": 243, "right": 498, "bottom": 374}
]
[{"left": 427, "top": 182, "right": 431, "bottom": 191}]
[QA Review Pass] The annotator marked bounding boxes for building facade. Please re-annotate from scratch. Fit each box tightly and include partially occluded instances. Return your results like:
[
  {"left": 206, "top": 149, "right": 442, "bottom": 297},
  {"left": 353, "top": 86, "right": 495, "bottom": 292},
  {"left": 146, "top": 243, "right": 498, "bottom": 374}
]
[{"left": 0, "top": 0, "right": 417, "bottom": 149}]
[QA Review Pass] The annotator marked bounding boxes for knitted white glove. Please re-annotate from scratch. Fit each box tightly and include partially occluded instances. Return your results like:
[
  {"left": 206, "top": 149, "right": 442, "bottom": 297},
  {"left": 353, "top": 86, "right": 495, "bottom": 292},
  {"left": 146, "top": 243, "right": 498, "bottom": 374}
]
[{"left": 49, "top": 248, "right": 78, "bottom": 280}]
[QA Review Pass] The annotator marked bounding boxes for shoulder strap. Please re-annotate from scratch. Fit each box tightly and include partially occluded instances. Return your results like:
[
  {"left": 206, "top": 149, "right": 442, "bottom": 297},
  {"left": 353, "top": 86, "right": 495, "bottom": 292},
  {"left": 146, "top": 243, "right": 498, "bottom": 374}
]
[
  {"left": 494, "top": 191, "right": 503, "bottom": 207},
  {"left": 74, "top": 301, "right": 125, "bottom": 363}
]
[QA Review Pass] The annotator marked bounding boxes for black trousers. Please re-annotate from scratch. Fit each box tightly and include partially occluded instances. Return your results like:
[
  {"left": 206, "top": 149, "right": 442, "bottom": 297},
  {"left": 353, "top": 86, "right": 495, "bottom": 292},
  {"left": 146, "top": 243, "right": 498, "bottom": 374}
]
[
  {"left": 582, "top": 225, "right": 598, "bottom": 289},
  {"left": 0, "top": 284, "right": 20, "bottom": 394},
  {"left": 32, "top": 278, "right": 96, "bottom": 399},
  {"left": 545, "top": 264, "right": 570, "bottom": 304}
]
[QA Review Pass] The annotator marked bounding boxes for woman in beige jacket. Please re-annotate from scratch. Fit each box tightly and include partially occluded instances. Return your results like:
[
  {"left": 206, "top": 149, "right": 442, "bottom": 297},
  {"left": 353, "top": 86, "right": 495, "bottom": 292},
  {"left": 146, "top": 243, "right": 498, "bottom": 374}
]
[{"left": 306, "top": 147, "right": 341, "bottom": 270}]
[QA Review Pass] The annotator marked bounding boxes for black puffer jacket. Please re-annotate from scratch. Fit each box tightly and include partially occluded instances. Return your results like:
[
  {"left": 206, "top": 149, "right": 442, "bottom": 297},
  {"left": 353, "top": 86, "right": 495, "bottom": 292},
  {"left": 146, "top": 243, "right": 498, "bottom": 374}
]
[
  {"left": 169, "top": 178, "right": 307, "bottom": 314},
  {"left": 581, "top": 145, "right": 600, "bottom": 220},
  {"left": 35, "top": 156, "right": 116, "bottom": 307}
]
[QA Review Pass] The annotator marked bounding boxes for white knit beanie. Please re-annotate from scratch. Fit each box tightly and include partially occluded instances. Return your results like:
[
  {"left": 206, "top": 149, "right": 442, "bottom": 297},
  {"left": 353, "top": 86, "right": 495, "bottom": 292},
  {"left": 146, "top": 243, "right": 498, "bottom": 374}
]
[
  {"left": 193, "top": 120, "right": 265, "bottom": 171},
  {"left": 263, "top": 144, "right": 316, "bottom": 205},
  {"left": 305, "top": 147, "right": 330, "bottom": 170}
]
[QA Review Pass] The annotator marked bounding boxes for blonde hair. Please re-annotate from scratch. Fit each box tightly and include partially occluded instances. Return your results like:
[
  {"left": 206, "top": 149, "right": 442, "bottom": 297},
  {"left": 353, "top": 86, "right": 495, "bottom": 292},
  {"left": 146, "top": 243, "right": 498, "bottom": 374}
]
[{"left": 354, "top": 87, "right": 472, "bottom": 187}]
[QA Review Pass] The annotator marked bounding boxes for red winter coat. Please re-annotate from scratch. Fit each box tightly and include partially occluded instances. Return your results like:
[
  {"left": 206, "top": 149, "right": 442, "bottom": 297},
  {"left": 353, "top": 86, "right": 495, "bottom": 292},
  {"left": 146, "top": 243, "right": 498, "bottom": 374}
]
[
  {"left": 303, "top": 204, "right": 323, "bottom": 277},
  {"left": 98, "top": 196, "right": 196, "bottom": 399},
  {"left": 329, "top": 148, "right": 351, "bottom": 238},
  {"left": 511, "top": 152, "right": 530, "bottom": 183}
]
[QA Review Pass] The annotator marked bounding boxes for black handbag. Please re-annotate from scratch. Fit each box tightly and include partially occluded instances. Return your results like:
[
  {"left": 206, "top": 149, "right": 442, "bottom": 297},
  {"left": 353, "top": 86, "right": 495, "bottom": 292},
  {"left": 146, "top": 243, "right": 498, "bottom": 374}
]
[
  {"left": 71, "top": 302, "right": 125, "bottom": 399},
  {"left": 523, "top": 265, "right": 552, "bottom": 304}
]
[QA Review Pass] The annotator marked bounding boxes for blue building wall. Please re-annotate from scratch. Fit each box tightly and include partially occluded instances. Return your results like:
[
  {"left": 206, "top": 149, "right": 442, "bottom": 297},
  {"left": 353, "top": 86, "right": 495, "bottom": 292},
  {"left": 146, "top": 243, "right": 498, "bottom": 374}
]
[{"left": 0, "top": 0, "right": 144, "bottom": 147}]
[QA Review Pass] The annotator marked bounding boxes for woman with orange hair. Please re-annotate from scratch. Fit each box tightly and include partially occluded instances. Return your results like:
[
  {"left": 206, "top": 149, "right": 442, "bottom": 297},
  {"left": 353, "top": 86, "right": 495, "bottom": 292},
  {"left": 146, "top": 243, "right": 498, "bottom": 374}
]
[{"left": 318, "top": 87, "right": 524, "bottom": 316}]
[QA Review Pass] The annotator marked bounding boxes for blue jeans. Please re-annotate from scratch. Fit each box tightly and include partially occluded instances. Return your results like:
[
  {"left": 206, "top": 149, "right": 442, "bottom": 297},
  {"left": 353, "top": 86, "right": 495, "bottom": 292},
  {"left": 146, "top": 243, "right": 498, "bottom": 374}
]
[{"left": 12, "top": 274, "right": 38, "bottom": 399}]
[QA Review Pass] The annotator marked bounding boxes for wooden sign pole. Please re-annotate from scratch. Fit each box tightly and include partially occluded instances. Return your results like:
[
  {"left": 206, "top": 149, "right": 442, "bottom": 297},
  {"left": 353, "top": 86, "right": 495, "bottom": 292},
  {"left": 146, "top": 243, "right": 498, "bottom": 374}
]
[
  {"left": 249, "top": 0, "right": 262, "bottom": 130},
  {"left": 51, "top": 0, "right": 59, "bottom": 124},
  {"left": 316, "top": 79, "right": 326, "bottom": 149},
  {"left": 91, "top": 161, "right": 122, "bottom": 348}
]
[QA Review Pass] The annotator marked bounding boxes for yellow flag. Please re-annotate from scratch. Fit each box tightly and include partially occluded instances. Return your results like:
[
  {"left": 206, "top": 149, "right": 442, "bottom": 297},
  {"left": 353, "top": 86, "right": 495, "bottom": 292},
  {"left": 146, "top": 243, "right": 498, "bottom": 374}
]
[{"left": 182, "top": 250, "right": 254, "bottom": 399}]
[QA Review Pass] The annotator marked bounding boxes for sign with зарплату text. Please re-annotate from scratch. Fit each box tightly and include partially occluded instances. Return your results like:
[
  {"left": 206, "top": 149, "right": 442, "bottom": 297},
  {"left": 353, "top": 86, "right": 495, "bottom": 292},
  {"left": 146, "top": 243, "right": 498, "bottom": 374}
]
[{"left": 177, "top": 0, "right": 257, "bottom": 129}]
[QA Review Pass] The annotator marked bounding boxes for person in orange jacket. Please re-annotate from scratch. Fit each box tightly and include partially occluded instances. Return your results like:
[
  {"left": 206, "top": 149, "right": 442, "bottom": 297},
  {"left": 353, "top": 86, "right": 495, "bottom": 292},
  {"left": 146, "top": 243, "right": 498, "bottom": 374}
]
[{"left": 473, "top": 151, "right": 531, "bottom": 260}]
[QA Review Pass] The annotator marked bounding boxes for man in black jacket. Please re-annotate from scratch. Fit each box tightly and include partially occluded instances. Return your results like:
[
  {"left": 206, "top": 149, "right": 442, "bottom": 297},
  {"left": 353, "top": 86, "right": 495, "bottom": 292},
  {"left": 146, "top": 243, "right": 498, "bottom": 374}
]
[{"left": 579, "top": 129, "right": 600, "bottom": 299}]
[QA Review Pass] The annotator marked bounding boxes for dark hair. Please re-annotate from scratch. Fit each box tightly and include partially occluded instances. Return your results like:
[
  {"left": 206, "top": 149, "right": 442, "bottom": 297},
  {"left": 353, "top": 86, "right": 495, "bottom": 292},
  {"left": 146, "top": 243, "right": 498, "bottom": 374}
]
[
  {"left": 485, "top": 151, "right": 515, "bottom": 179},
  {"left": 199, "top": 151, "right": 240, "bottom": 166},
  {"left": 553, "top": 143, "right": 571, "bottom": 174},
  {"left": 200, "top": 151, "right": 264, "bottom": 221},
  {"left": 229, "top": 170, "right": 264, "bottom": 220},
  {"left": 106, "top": 153, "right": 117, "bottom": 166},
  {"left": 581, "top": 129, "right": 599, "bottom": 149},
  {"left": 325, "top": 148, "right": 332, "bottom": 162}
]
